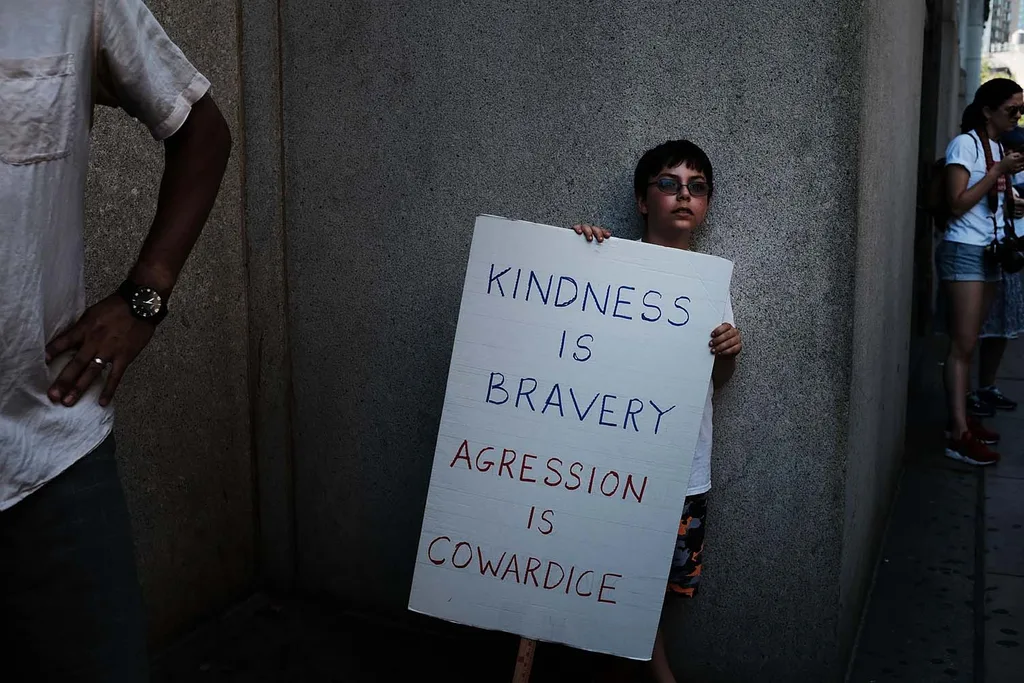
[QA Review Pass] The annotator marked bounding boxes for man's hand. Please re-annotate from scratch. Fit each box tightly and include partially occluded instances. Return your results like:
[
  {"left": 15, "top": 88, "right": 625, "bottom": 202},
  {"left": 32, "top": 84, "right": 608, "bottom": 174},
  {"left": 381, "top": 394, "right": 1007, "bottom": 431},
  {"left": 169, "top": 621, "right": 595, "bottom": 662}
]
[
  {"left": 572, "top": 223, "right": 612, "bottom": 243},
  {"left": 45, "top": 296, "right": 155, "bottom": 408},
  {"left": 710, "top": 323, "right": 742, "bottom": 356}
]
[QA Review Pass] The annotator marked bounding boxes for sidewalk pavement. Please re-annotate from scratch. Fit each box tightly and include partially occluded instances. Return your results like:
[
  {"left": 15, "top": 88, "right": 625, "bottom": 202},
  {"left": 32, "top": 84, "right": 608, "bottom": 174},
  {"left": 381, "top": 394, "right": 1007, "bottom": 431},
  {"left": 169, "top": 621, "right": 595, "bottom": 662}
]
[
  {"left": 848, "top": 341, "right": 1024, "bottom": 683},
  {"left": 153, "top": 341, "right": 1023, "bottom": 683}
]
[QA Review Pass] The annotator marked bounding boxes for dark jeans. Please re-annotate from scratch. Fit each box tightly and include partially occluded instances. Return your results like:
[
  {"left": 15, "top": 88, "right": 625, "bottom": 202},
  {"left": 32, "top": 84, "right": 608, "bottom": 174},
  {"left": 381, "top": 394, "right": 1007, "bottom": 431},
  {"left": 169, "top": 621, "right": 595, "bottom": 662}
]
[{"left": 0, "top": 435, "right": 149, "bottom": 682}]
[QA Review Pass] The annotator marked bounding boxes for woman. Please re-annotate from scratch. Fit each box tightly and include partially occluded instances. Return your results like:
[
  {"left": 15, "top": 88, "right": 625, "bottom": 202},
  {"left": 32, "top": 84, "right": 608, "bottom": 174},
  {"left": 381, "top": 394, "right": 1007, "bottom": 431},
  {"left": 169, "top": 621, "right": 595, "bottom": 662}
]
[
  {"left": 940, "top": 78, "right": 1024, "bottom": 466},
  {"left": 973, "top": 269, "right": 1024, "bottom": 411}
]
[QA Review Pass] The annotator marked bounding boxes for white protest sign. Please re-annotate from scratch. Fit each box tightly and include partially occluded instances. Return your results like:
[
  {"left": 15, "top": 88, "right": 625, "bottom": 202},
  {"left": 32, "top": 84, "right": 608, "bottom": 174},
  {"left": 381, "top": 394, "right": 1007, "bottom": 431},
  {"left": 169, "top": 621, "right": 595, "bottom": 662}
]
[{"left": 409, "top": 215, "right": 733, "bottom": 660}]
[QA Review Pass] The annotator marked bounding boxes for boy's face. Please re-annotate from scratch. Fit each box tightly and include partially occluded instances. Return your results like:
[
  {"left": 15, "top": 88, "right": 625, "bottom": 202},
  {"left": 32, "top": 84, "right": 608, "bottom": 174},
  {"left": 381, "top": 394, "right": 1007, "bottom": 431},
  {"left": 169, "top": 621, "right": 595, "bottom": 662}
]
[{"left": 637, "top": 162, "right": 710, "bottom": 236}]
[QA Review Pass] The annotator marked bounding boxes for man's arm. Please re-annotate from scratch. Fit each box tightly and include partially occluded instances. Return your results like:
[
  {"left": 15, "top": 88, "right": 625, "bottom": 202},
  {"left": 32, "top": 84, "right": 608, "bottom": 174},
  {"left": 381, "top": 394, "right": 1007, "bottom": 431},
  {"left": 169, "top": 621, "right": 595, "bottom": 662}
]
[
  {"left": 130, "top": 94, "right": 232, "bottom": 294},
  {"left": 46, "top": 94, "right": 231, "bottom": 407}
]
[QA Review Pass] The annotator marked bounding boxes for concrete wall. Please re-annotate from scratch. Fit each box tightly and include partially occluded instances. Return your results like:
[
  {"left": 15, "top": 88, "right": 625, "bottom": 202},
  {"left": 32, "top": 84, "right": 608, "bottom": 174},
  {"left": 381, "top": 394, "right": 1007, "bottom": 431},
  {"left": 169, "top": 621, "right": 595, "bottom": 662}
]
[
  {"left": 839, "top": 0, "right": 925, "bottom": 666},
  {"left": 84, "top": 0, "right": 254, "bottom": 646},
  {"left": 278, "top": 1, "right": 916, "bottom": 680}
]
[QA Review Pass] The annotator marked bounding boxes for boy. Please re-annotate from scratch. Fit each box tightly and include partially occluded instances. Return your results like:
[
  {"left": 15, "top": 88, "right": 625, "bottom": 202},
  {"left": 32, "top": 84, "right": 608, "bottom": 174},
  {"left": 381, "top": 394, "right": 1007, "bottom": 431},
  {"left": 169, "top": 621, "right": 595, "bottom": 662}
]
[{"left": 572, "top": 139, "right": 742, "bottom": 683}]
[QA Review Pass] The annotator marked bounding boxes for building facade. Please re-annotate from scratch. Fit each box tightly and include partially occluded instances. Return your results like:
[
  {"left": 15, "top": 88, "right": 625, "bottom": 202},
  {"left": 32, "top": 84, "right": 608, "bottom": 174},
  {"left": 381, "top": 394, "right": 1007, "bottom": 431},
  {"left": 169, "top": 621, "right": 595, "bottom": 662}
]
[{"left": 82, "top": 0, "right": 975, "bottom": 680}]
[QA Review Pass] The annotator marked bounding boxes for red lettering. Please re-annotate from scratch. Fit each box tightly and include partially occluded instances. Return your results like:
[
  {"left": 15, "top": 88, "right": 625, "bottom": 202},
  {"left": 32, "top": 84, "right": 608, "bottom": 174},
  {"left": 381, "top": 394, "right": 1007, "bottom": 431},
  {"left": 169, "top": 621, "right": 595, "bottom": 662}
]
[
  {"left": 587, "top": 466, "right": 597, "bottom": 494},
  {"left": 539, "top": 509, "right": 554, "bottom": 535},
  {"left": 477, "top": 547, "right": 506, "bottom": 577},
  {"left": 520, "top": 453, "right": 537, "bottom": 482},
  {"left": 499, "top": 448, "right": 516, "bottom": 478},
  {"left": 527, "top": 505, "right": 536, "bottom": 530},
  {"left": 598, "top": 573, "right": 622, "bottom": 604},
  {"left": 501, "top": 554, "right": 522, "bottom": 583},
  {"left": 544, "top": 458, "right": 563, "bottom": 487},
  {"left": 524, "top": 557, "right": 542, "bottom": 587},
  {"left": 600, "top": 471, "right": 620, "bottom": 497},
  {"left": 565, "top": 462, "right": 583, "bottom": 490},
  {"left": 565, "top": 565, "right": 576, "bottom": 595},
  {"left": 575, "top": 570, "right": 594, "bottom": 597},
  {"left": 452, "top": 542, "right": 473, "bottom": 569},
  {"left": 450, "top": 441, "right": 471, "bottom": 469},
  {"left": 476, "top": 446, "right": 495, "bottom": 472},
  {"left": 623, "top": 474, "right": 647, "bottom": 503},
  {"left": 428, "top": 536, "right": 450, "bottom": 565},
  {"left": 543, "top": 561, "right": 565, "bottom": 589}
]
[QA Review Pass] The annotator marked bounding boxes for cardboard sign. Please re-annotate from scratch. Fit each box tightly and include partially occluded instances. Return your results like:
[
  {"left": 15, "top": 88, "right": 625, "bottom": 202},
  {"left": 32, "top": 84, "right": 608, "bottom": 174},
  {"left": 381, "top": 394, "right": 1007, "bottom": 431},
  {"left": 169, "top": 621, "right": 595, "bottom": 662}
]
[{"left": 409, "top": 215, "right": 733, "bottom": 660}]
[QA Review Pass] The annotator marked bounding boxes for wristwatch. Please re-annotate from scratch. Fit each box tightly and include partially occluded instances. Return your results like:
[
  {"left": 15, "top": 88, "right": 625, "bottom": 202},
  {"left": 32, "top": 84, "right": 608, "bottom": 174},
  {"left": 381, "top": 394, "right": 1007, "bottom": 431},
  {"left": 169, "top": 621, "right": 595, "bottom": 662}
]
[{"left": 118, "top": 279, "right": 168, "bottom": 324}]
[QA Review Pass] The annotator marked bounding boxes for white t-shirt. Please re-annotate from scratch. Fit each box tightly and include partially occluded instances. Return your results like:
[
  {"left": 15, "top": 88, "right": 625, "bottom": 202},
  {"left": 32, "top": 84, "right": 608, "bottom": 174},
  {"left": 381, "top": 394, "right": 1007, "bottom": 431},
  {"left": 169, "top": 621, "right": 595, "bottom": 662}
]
[
  {"left": 0, "top": 0, "right": 210, "bottom": 510},
  {"left": 687, "top": 294, "right": 733, "bottom": 496},
  {"left": 634, "top": 238, "right": 733, "bottom": 496},
  {"left": 944, "top": 131, "right": 1024, "bottom": 246}
]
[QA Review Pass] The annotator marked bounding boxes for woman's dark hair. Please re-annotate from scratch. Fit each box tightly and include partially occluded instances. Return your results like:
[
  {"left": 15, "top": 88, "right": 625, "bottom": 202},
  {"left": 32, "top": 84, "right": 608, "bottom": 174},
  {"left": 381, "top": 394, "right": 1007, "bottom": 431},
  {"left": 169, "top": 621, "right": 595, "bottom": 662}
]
[
  {"left": 961, "top": 78, "right": 1023, "bottom": 134},
  {"left": 633, "top": 140, "right": 714, "bottom": 200}
]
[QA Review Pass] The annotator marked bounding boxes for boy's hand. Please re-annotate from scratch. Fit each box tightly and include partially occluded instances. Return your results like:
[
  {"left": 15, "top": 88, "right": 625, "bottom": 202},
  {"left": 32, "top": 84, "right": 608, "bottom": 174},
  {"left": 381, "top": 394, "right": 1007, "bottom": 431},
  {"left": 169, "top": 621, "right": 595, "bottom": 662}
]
[
  {"left": 710, "top": 323, "right": 742, "bottom": 356},
  {"left": 573, "top": 223, "right": 612, "bottom": 243}
]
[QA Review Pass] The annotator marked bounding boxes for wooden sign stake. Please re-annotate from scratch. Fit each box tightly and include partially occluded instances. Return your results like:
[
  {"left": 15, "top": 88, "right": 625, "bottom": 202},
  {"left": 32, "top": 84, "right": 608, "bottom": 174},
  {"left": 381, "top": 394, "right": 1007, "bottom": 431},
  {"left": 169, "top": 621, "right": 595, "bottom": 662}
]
[{"left": 512, "top": 637, "right": 537, "bottom": 682}]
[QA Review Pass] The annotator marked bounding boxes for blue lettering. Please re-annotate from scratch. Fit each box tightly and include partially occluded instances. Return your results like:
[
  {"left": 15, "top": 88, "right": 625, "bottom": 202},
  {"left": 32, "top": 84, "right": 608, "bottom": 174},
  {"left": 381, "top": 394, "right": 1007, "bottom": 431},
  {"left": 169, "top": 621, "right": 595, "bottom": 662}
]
[
  {"left": 599, "top": 394, "right": 618, "bottom": 427},
  {"left": 650, "top": 400, "right": 676, "bottom": 435},
  {"left": 526, "top": 271, "right": 554, "bottom": 304},
  {"left": 573, "top": 334, "right": 593, "bottom": 362},
  {"left": 613, "top": 286, "right": 635, "bottom": 320},
  {"left": 516, "top": 378, "right": 538, "bottom": 410},
  {"left": 582, "top": 283, "right": 610, "bottom": 314},
  {"left": 488, "top": 264, "right": 511, "bottom": 296},
  {"left": 623, "top": 398, "right": 644, "bottom": 432},
  {"left": 569, "top": 388, "right": 600, "bottom": 422},
  {"left": 667, "top": 296, "right": 690, "bottom": 327},
  {"left": 554, "top": 276, "right": 579, "bottom": 307},
  {"left": 486, "top": 372, "right": 509, "bottom": 405},
  {"left": 641, "top": 290, "right": 663, "bottom": 322},
  {"left": 542, "top": 384, "right": 564, "bottom": 417}
]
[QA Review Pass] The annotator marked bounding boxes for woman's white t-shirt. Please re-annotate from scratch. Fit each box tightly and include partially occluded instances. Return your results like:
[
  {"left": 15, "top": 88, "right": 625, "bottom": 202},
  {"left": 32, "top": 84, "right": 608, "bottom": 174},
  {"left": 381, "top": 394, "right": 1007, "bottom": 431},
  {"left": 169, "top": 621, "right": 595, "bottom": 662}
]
[{"left": 944, "top": 131, "right": 1023, "bottom": 246}]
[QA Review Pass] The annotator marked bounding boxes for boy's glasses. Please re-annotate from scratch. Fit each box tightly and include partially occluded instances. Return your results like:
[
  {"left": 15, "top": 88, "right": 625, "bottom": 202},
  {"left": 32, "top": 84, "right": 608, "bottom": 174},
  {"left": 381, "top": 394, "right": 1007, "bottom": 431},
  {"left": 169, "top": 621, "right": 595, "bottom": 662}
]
[{"left": 649, "top": 177, "right": 711, "bottom": 198}]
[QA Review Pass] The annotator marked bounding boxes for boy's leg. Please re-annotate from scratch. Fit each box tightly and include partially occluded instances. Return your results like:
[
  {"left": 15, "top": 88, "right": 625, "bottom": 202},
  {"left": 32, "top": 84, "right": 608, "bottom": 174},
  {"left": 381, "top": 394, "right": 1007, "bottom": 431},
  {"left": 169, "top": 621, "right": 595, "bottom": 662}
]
[
  {"left": 0, "top": 435, "right": 149, "bottom": 683},
  {"left": 649, "top": 626, "right": 678, "bottom": 683},
  {"left": 648, "top": 492, "right": 709, "bottom": 683}
]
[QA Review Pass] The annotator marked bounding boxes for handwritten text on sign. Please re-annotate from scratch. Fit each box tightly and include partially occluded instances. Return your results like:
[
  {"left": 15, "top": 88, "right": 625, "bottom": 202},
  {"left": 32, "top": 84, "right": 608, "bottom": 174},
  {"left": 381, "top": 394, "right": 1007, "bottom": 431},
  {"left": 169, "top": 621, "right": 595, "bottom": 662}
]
[{"left": 408, "top": 216, "right": 733, "bottom": 660}]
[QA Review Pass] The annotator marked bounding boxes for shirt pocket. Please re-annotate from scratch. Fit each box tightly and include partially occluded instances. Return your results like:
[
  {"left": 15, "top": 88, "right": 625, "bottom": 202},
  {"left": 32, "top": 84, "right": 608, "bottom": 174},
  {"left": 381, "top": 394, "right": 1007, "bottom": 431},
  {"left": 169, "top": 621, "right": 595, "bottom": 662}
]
[{"left": 0, "top": 53, "right": 77, "bottom": 165}]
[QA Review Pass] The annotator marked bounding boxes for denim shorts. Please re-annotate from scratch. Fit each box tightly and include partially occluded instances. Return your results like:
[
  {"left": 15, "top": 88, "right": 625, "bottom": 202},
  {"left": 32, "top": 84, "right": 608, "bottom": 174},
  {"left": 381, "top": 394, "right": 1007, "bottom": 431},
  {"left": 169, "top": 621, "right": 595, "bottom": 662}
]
[{"left": 936, "top": 240, "right": 1001, "bottom": 283}]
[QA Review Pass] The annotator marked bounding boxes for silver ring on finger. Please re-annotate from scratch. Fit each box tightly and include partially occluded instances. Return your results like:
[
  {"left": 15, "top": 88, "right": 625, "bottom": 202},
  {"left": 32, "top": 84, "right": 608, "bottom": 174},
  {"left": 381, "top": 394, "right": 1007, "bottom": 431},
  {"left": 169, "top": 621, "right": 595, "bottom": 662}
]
[{"left": 93, "top": 357, "right": 108, "bottom": 367}]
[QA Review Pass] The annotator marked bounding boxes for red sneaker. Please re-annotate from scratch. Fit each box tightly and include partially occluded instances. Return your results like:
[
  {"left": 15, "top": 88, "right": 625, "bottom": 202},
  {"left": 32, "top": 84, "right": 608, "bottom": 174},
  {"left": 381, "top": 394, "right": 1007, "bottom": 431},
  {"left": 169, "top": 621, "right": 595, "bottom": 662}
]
[
  {"left": 967, "top": 417, "right": 1001, "bottom": 445},
  {"left": 945, "top": 432, "right": 1000, "bottom": 466}
]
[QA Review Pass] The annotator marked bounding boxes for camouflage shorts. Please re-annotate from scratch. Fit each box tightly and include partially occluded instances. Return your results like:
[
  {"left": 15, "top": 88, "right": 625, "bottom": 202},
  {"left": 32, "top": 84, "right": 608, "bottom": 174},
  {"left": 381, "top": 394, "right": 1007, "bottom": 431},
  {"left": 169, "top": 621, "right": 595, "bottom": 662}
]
[{"left": 666, "top": 492, "right": 708, "bottom": 598}]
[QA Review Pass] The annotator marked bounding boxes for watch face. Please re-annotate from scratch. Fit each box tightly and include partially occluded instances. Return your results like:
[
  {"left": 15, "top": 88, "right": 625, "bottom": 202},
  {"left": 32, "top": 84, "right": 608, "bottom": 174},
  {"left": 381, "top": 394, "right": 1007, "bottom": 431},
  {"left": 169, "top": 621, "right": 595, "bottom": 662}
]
[{"left": 131, "top": 287, "right": 163, "bottom": 318}]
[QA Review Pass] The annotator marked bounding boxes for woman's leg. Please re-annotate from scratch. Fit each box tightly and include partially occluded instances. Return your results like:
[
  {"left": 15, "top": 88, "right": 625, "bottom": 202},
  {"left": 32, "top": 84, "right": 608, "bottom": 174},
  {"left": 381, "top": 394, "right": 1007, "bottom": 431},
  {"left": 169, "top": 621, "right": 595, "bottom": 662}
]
[
  {"left": 944, "top": 280, "right": 993, "bottom": 437},
  {"left": 979, "top": 336, "right": 1009, "bottom": 388}
]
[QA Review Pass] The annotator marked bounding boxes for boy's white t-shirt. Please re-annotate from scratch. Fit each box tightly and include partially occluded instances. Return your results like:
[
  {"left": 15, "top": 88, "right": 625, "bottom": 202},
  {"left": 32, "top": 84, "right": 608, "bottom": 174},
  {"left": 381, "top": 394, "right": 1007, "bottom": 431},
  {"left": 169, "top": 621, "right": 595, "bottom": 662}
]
[
  {"left": 688, "top": 293, "right": 733, "bottom": 496},
  {"left": 634, "top": 238, "right": 732, "bottom": 496},
  {"left": 944, "top": 131, "right": 1024, "bottom": 246}
]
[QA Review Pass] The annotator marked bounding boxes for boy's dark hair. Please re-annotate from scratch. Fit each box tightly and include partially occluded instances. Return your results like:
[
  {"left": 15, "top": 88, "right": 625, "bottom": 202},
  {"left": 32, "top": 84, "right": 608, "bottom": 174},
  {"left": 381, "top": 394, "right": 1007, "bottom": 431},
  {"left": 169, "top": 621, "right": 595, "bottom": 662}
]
[{"left": 633, "top": 139, "right": 714, "bottom": 201}]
